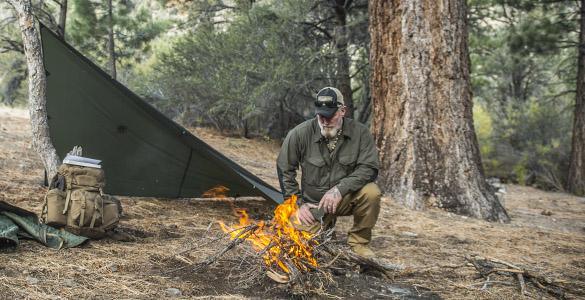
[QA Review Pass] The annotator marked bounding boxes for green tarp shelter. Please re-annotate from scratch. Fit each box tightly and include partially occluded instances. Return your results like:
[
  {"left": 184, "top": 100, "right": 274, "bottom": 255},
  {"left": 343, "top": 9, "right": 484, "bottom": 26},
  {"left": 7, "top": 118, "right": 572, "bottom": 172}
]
[{"left": 40, "top": 24, "right": 283, "bottom": 204}]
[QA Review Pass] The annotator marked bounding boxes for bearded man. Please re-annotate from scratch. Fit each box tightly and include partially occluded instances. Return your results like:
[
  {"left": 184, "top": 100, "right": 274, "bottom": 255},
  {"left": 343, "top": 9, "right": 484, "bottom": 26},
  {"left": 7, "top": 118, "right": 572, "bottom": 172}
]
[{"left": 276, "top": 87, "right": 382, "bottom": 258}]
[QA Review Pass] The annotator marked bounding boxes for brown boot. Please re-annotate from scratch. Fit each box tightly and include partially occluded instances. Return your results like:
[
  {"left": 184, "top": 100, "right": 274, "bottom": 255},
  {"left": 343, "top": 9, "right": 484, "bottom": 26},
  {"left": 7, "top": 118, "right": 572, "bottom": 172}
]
[{"left": 349, "top": 243, "right": 376, "bottom": 259}]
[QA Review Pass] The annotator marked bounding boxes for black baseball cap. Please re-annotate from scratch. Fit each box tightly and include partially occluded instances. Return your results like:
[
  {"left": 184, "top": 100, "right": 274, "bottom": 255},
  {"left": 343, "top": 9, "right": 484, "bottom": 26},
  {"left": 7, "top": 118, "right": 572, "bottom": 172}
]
[{"left": 315, "top": 87, "right": 344, "bottom": 118}]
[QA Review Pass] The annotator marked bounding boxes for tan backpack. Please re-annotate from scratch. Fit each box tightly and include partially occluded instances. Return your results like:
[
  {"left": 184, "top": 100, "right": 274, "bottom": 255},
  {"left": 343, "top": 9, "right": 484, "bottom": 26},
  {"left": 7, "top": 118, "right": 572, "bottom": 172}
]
[{"left": 42, "top": 164, "right": 120, "bottom": 239}]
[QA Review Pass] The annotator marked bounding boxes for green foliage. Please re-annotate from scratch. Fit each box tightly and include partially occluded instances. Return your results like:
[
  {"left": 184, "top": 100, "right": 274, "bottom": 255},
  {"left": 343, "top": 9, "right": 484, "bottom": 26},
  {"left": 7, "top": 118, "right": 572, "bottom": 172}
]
[
  {"left": 68, "top": 0, "right": 169, "bottom": 78},
  {"left": 473, "top": 103, "right": 493, "bottom": 157},
  {"left": 469, "top": 0, "right": 578, "bottom": 190},
  {"left": 133, "top": 1, "right": 366, "bottom": 137},
  {"left": 0, "top": 53, "right": 27, "bottom": 107},
  {"left": 0, "top": 2, "right": 25, "bottom": 106},
  {"left": 0, "top": 0, "right": 169, "bottom": 106}
]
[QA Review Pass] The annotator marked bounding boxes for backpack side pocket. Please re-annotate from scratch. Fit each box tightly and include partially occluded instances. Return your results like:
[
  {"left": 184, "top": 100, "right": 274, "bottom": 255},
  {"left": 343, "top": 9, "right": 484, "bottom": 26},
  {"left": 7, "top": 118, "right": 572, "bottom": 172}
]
[{"left": 43, "top": 188, "right": 67, "bottom": 227}]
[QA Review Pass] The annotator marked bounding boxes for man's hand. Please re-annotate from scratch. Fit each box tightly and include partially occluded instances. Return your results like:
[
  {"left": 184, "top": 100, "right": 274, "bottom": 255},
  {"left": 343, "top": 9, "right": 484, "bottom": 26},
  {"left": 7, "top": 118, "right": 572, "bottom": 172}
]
[
  {"left": 297, "top": 203, "right": 318, "bottom": 225},
  {"left": 318, "top": 186, "right": 342, "bottom": 214}
]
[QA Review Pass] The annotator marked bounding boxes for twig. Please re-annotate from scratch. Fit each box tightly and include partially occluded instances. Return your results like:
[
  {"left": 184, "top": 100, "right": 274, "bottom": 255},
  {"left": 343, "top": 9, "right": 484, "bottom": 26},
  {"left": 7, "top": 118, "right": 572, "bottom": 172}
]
[
  {"left": 467, "top": 280, "right": 514, "bottom": 288},
  {"left": 481, "top": 275, "right": 490, "bottom": 290},
  {"left": 481, "top": 256, "right": 521, "bottom": 270},
  {"left": 517, "top": 273, "right": 527, "bottom": 296},
  {"left": 494, "top": 268, "right": 524, "bottom": 274},
  {"left": 168, "top": 224, "right": 259, "bottom": 274},
  {"left": 194, "top": 225, "right": 259, "bottom": 269},
  {"left": 321, "top": 253, "right": 341, "bottom": 268}
]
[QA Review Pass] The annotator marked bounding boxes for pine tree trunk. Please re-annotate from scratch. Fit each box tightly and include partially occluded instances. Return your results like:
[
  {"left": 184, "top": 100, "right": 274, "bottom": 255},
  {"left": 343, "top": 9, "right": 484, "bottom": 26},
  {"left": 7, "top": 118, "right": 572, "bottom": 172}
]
[
  {"left": 334, "top": 0, "right": 353, "bottom": 117},
  {"left": 7, "top": 0, "right": 61, "bottom": 179},
  {"left": 57, "top": 0, "right": 68, "bottom": 39},
  {"left": 369, "top": 0, "right": 509, "bottom": 222},
  {"left": 568, "top": 0, "right": 585, "bottom": 196},
  {"left": 107, "top": 0, "right": 117, "bottom": 80}
]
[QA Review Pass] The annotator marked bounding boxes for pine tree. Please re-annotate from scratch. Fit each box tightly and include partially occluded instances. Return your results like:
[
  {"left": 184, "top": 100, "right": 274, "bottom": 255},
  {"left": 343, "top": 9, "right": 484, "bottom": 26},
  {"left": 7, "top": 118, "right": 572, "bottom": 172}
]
[{"left": 369, "top": 0, "right": 509, "bottom": 222}]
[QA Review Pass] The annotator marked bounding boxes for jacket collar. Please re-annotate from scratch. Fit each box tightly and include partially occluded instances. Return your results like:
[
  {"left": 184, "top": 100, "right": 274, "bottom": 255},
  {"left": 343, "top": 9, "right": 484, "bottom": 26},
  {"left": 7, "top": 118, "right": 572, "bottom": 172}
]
[{"left": 312, "top": 117, "right": 351, "bottom": 143}]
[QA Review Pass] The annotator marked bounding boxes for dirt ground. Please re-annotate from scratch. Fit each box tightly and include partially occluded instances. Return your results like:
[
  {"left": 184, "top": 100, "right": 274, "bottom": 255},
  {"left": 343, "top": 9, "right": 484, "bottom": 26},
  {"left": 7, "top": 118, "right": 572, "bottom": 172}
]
[{"left": 1, "top": 106, "right": 584, "bottom": 299}]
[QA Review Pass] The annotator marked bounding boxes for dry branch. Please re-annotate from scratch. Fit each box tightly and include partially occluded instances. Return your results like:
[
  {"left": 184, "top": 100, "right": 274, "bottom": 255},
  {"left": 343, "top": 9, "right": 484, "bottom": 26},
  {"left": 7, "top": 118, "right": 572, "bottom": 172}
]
[{"left": 466, "top": 255, "right": 566, "bottom": 299}]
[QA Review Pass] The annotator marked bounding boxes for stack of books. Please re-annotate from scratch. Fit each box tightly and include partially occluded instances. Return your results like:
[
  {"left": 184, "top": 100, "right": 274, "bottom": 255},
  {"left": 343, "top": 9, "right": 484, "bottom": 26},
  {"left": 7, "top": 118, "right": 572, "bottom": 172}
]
[{"left": 63, "top": 154, "right": 102, "bottom": 169}]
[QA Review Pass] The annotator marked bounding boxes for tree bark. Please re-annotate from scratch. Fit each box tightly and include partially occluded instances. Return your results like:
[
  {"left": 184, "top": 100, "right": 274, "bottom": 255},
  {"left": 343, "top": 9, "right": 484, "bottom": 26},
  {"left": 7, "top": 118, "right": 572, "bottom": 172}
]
[
  {"left": 333, "top": 0, "right": 354, "bottom": 118},
  {"left": 369, "top": 0, "right": 509, "bottom": 222},
  {"left": 57, "top": 0, "right": 67, "bottom": 39},
  {"left": 7, "top": 0, "right": 61, "bottom": 179},
  {"left": 107, "top": 0, "right": 117, "bottom": 80},
  {"left": 568, "top": 0, "right": 585, "bottom": 196}
]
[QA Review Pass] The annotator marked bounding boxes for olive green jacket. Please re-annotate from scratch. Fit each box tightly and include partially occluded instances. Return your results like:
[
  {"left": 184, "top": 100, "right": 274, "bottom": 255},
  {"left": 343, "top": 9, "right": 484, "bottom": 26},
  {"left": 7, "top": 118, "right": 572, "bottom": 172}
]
[{"left": 277, "top": 118, "right": 379, "bottom": 204}]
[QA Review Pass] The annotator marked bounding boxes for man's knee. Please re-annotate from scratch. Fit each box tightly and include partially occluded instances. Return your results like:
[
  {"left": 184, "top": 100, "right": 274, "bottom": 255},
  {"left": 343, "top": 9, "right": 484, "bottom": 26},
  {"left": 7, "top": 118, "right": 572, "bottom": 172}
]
[{"left": 361, "top": 182, "right": 382, "bottom": 204}]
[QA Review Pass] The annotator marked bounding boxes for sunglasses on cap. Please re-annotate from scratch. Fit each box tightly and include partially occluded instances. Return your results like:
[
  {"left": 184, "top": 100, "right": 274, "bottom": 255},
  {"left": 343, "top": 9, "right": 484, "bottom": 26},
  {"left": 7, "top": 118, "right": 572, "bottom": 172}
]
[{"left": 314, "top": 94, "right": 342, "bottom": 108}]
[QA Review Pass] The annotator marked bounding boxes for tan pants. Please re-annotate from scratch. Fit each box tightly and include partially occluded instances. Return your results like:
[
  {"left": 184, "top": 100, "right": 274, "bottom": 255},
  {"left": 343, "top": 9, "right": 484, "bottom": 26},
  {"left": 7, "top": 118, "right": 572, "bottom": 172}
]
[{"left": 294, "top": 183, "right": 382, "bottom": 245}]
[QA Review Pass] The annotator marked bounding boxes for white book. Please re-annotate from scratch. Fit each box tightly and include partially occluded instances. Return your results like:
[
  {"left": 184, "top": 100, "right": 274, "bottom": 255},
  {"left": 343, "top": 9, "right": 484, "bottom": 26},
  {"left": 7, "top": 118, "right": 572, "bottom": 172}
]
[{"left": 63, "top": 154, "right": 102, "bottom": 169}]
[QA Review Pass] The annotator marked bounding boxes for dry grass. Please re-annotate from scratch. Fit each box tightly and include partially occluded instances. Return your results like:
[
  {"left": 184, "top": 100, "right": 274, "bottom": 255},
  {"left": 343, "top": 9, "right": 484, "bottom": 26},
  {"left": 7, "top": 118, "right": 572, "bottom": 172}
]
[{"left": 0, "top": 106, "right": 584, "bottom": 299}]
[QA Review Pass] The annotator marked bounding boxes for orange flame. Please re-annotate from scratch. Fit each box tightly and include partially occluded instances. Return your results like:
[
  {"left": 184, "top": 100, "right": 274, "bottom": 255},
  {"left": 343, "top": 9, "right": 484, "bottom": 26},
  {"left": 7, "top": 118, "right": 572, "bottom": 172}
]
[
  {"left": 202, "top": 185, "right": 230, "bottom": 198},
  {"left": 219, "top": 195, "right": 318, "bottom": 273}
]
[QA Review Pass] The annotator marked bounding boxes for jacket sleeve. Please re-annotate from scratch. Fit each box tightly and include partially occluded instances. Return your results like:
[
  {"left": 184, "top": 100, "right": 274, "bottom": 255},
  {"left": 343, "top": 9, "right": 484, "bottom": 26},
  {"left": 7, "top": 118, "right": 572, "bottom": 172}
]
[
  {"left": 336, "top": 128, "right": 380, "bottom": 197},
  {"left": 277, "top": 130, "right": 302, "bottom": 200}
]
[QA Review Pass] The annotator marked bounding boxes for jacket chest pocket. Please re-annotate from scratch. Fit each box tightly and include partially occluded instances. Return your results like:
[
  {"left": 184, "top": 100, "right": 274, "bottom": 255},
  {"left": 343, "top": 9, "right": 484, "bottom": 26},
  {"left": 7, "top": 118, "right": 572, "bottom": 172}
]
[
  {"left": 302, "top": 156, "right": 327, "bottom": 186},
  {"left": 336, "top": 154, "right": 357, "bottom": 178}
]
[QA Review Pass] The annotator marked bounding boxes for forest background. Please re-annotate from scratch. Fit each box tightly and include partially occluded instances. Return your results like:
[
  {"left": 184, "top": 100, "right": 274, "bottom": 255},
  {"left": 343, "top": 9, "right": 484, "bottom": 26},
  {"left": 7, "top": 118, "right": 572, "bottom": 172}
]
[{"left": 0, "top": 0, "right": 580, "bottom": 192}]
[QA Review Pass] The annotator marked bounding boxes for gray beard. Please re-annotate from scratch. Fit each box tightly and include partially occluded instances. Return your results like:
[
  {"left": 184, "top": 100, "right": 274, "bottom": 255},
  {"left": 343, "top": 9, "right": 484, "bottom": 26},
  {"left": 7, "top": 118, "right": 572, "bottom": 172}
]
[
  {"left": 320, "top": 126, "right": 339, "bottom": 139},
  {"left": 318, "top": 119, "right": 342, "bottom": 139}
]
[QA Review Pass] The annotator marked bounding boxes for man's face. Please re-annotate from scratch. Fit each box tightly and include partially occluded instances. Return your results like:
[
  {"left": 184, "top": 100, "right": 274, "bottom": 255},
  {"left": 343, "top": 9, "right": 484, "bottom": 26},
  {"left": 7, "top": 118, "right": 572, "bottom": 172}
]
[{"left": 317, "top": 107, "right": 345, "bottom": 138}]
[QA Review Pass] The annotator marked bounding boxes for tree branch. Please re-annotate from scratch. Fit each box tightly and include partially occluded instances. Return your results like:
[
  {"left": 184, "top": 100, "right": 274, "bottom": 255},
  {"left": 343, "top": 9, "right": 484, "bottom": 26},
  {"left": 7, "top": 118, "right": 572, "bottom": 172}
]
[
  {"left": 300, "top": 21, "right": 332, "bottom": 39},
  {"left": 350, "top": 63, "right": 368, "bottom": 79},
  {"left": 0, "top": 36, "right": 24, "bottom": 53},
  {"left": 49, "top": 0, "right": 64, "bottom": 7}
]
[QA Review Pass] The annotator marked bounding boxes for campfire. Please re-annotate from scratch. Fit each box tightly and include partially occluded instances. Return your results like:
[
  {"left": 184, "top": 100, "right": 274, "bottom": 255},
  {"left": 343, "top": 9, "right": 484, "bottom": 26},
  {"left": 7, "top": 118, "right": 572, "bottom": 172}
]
[
  {"left": 188, "top": 185, "right": 398, "bottom": 296},
  {"left": 218, "top": 195, "right": 319, "bottom": 277},
  {"left": 203, "top": 184, "right": 321, "bottom": 275}
]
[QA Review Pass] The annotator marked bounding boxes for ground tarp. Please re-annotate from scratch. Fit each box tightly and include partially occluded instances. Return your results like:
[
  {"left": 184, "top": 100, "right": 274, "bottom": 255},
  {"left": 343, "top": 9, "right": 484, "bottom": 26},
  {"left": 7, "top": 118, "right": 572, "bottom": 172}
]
[
  {"left": 0, "top": 201, "right": 88, "bottom": 249},
  {"left": 39, "top": 24, "right": 283, "bottom": 204}
]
